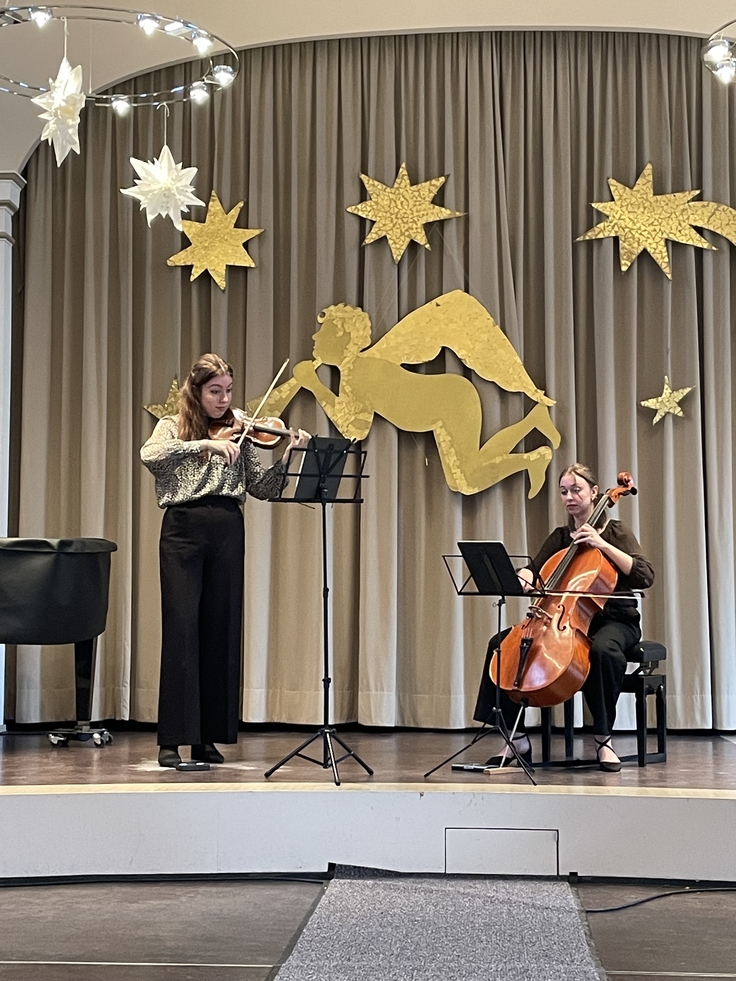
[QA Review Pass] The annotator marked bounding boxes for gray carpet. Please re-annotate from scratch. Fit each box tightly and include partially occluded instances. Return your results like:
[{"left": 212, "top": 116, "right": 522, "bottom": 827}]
[{"left": 275, "top": 869, "right": 606, "bottom": 981}]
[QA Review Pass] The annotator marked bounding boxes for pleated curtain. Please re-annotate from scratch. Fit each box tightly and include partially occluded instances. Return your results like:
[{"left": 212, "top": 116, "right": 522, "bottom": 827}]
[{"left": 7, "top": 31, "right": 736, "bottom": 731}]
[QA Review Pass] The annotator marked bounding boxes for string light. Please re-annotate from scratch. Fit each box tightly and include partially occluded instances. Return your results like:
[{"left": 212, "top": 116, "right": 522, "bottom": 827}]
[
  {"left": 29, "top": 6, "right": 52, "bottom": 27},
  {"left": 211, "top": 64, "right": 235, "bottom": 87},
  {"left": 189, "top": 80, "right": 209, "bottom": 104},
  {"left": 136, "top": 13, "right": 159, "bottom": 34}
]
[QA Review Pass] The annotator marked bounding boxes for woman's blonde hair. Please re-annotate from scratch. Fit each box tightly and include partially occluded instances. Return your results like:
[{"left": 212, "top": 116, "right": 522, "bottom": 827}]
[{"left": 178, "top": 353, "right": 233, "bottom": 440}]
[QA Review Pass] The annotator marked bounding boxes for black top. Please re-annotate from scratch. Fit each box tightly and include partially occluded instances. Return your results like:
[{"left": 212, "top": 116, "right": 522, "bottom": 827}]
[{"left": 528, "top": 520, "right": 655, "bottom": 625}]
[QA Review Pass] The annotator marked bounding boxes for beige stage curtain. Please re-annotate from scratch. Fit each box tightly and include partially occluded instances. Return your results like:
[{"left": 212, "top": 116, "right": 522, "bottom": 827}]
[{"left": 7, "top": 31, "right": 736, "bottom": 731}]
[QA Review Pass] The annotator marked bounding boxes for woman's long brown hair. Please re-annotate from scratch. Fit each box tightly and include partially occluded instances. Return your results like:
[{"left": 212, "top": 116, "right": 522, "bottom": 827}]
[{"left": 178, "top": 353, "right": 233, "bottom": 441}]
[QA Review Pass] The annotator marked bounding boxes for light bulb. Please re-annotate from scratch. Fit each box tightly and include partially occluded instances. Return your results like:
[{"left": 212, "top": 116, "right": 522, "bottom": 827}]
[
  {"left": 212, "top": 64, "right": 235, "bottom": 87},
  {"left": 715, "top": 60, "right": 736, "bottom": 83},
  {"left": 136, "top": 13, "right": 159, "bottom": 35},
  {"left": 191, "top": 31, "right": 213, "bottom": 54},
  {"left": 189, "top": 81, "right": 210, "bottom": 104},
  {"left": 703, "top": 37, "right": 732, "bottom": 69},
  {"left": 29, "top": 7, "right": 52, "bottom": 27},
  {"left": 111, "top": 96, "right": 131, "bottom": 115}
]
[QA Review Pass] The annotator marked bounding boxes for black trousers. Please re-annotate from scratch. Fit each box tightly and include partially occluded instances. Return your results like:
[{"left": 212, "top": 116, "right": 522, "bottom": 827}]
[
  {"left": 473, "top": 614, "right": 641, "bottom": 737},
  {"left": 157, "top": 496, "right": 244, "bottom": 747}
]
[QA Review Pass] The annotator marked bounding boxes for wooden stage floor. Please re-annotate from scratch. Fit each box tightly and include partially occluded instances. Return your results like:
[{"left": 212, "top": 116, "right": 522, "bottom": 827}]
[{"left": 0, "top": 727, "right": 734, "bottom": 790}]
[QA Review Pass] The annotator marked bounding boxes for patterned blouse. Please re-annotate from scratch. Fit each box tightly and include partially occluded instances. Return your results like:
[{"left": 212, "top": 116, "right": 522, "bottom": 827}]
[{"left": 141, "top": 416, "right": 287, "bottom": 508}]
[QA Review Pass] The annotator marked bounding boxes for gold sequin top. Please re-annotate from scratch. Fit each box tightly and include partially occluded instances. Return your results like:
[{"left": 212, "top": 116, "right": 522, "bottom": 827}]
[{"left": 141, "top": 416, "right": 286, "bottom": 509}]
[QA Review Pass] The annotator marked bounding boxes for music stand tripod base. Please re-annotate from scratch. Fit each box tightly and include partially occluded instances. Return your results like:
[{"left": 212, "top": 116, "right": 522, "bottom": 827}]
[
  {"left": 263, "top": 437, "right": 373, "bottom": 786},
  {"left": 264, "top": 726, "right": 373, "bottom": 786},
  {"left": 424, "top": 540, "right": 537, "bottom": 785}
]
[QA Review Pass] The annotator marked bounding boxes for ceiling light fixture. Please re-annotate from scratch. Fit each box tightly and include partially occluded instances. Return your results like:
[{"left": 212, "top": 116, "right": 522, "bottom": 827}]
[
  {"left": 0, "top": 5, "right": 240, "bottom": 107},
  {"left": 703, "top": 23, "right": 736, "bottom": 82}
]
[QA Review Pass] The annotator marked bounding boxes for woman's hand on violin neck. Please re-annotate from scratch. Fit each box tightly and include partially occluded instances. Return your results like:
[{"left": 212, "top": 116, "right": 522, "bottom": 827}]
[
  {"left": 281, "top": 428, "right": 311, "bottom": 464},
  {"left": 204, "top": 438, "right": 241, "bottom": 465}
]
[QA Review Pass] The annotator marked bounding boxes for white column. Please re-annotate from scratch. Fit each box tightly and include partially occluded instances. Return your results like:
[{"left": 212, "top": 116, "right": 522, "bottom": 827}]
[{"left": 0, "top": 173, "right": 26, "bottom": 730}]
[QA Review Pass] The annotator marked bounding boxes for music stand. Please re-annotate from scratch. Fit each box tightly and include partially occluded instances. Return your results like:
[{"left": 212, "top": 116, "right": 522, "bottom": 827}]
[
  {"left": 424, "top": 541, "right": 536, "bottom": 784},
  {"left": 264, "top": 436, "right": 373, "bottom": 786}
]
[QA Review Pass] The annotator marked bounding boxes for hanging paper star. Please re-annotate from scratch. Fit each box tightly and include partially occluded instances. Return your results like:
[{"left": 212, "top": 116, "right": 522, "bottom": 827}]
[
  {"left": 577, "top": 163, "right": 736, "bottom": 279},
  {"left": 167, "top": 191, "right": 263, "bottom": 290},
  {"left": 30, "top": 57, "right": 86, "bottom": 167},
  {"left": 144, "top": 377, "right": 181, "bottom": 419},
  {"left": 640, "top": 376, "right": 694, "bottom": 424},
  {"left": 347, "top": 162, "right": 464, "bottom": 263},
  {"left": 121, "top": 145, "right": 205, "bottom": 230}
]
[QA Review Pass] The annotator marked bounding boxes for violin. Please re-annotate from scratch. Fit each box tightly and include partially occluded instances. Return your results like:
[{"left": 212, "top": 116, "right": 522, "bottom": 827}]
[
  {"left": 490, "top": 471, "right": 638, "bottom": 708},
  {"left": 208, "top": 407, "right": 292, "bottom": 449}
]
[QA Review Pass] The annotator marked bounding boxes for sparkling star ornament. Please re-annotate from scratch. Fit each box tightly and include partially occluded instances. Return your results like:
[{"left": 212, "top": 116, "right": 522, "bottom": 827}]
[
  {"left": 144, "top": 377, "right": 181, "bottom": 419},
  {"left": 167, "top": 190, "right": 264, "bottom": 290},
  {"left": 640, "top": 376, "right": 694, "bottom": 424},
  {"left": 31, "top": 57, "right": 86, "bottom": 166},
  {"left": 578, "top": 163, "right": 736, "bottom": 279},
  {"left": 347, "top": 162, "right": 464, "bottom": 263},
  {"left": 121, "top": 145, "right": 205, "bottom": 230}
]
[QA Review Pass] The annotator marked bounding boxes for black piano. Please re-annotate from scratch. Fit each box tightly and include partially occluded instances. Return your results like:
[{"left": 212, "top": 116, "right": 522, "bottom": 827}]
[{"left": 0, "top": 537, "right": 117, "bottom": 746}]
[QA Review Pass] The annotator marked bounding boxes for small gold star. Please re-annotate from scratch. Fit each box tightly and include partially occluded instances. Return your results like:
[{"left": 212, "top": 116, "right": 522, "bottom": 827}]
[
  {"left": 577, "top": 164, "right": 715, "bottom": 279},
  {"left": 167, "top": 190, "right": 263, "bottom": 290},
  {"left": 347, "top": 162, "right": 464, "bottom": 263},
  {"left": 144, "top": 377, "right": 181, "bottom": 419},
  {"left": 640, "top": 376, "right": 694, "bottom": 424}
]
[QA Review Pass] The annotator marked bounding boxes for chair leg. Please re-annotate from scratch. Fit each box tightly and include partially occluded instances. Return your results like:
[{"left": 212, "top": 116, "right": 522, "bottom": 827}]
[
  {"left": 634, "top": 678, "right": 648, "bottom": 766},
  {"left": 564, "top": 699, "right": 574, "bottom": 759},
  {"left": 541, "top": 707, "right": 552, "bottom": 763},
  {"left": 656, "top": 679, "right": 667, "bottom": 760}
]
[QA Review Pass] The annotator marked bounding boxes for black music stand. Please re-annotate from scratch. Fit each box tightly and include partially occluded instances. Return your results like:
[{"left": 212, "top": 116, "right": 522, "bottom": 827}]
[
  {"left": 424, "top": 541, "right": 537, "bottom": 784},
  {"left": 264, "top": 436, "right": 372, "bottom": 786}
]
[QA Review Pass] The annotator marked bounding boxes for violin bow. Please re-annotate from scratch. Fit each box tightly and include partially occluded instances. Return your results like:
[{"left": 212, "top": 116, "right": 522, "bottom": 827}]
[{"left": 235, "top": 359, "right": 290, "bottom": 447}]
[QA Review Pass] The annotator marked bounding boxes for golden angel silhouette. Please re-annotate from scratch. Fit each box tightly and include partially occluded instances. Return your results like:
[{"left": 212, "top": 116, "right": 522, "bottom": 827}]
[{"left": 250, "top": 290, "right": 561, "bottom": 496}]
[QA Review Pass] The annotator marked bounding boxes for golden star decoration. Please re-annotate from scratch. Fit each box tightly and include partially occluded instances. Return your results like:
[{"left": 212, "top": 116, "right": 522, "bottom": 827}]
[
  {"left": 346, "top": 162, "right": 464, "bottom": 263},
  {"left": 640, "top": 376, "right": 694, "bottom": 424},
  {"left": 577, "top": 163, "right": 736, "bottom": 279},
  {"left": 144, "top": 377, "right": 181, "bottom": 419},
  {"left": 167, "top": 191, "right": 263, "bottom": 290}
]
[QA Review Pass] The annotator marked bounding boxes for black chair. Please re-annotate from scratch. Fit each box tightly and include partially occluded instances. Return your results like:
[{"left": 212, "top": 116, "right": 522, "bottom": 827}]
[
  {"left": 540, "top": 640, "right": 667, "bottom": 767},
  {"left": 0, "top": 537, "right": 117, "bottom": 747}
]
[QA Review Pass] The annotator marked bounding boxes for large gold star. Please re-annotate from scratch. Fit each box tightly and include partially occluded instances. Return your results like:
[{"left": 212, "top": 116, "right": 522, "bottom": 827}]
[
  {"left": 144, "top": 377, "right": 180, "bottom": 419},
  {"left": 167, "top": 191, "right": 263, "bottom": 290},
  {"left": 577, "top": 164, "right": 717, "bottom": 279},
  {"left": 640, "top": 376, "right": 694, "bottom": 424},
  {"left": 347, "top": 162, "right": 464, "bottom": 263}
]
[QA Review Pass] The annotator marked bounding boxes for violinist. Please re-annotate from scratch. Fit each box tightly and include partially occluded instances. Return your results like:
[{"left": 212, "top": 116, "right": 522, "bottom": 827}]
[
  {"left": 473, "top": 463, "right": 654, "bottom": 772},
  {"left": 141, "top": 353, "right": 310, "bottom": 768}
]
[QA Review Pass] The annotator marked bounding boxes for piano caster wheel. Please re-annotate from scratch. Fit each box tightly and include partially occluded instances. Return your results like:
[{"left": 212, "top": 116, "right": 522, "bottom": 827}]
[
  {"left": 92, "top": 731, "right": 113, "bottom": 747},
  {"left": 103, "top": 732, "right": 113, "bottom": 745},
  {"left": 48, "top": 734, "right": 68, "bottom": 747}
]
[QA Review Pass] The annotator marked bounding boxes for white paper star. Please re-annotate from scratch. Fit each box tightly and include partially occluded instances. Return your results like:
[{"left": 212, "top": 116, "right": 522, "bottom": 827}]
[
  {"left": 31, "top": 57, "right": 86, "bottom": 167},
  {"left": 120, "top": 144, "right": 205, "bottom": 230}
]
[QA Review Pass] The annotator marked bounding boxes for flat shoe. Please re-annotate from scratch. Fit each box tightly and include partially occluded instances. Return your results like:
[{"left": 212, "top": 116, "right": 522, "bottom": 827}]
[
  {"left": 158, "top": 746, "right": 181, "bottom": 768},
  {"left": 191, "top": 743, "right": 224, "bottom": 764}
]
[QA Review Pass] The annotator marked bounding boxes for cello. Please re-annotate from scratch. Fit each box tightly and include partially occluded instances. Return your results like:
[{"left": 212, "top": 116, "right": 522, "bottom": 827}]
[{"left": 490, "top": 472, "right": 637, "bottom": 708}]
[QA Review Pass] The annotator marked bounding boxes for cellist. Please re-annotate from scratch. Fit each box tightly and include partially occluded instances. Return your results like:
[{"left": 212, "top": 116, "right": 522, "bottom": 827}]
[{"left": 473, "top": 463, "right": 654, "bottom": 771}]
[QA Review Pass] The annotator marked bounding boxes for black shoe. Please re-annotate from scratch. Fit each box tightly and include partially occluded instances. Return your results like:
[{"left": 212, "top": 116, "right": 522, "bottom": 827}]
[
  {"left": 485, "top": 741, "right": 533, "bottom": 768},
  {"left": 158, "top": 746, "right": 181, "bottom": 768},
  {"left": 595, "top": 736, "right": 622, "bottom": 772},
  {"left": 191, "top": 743, "right": 224, "bottom": 764}
]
